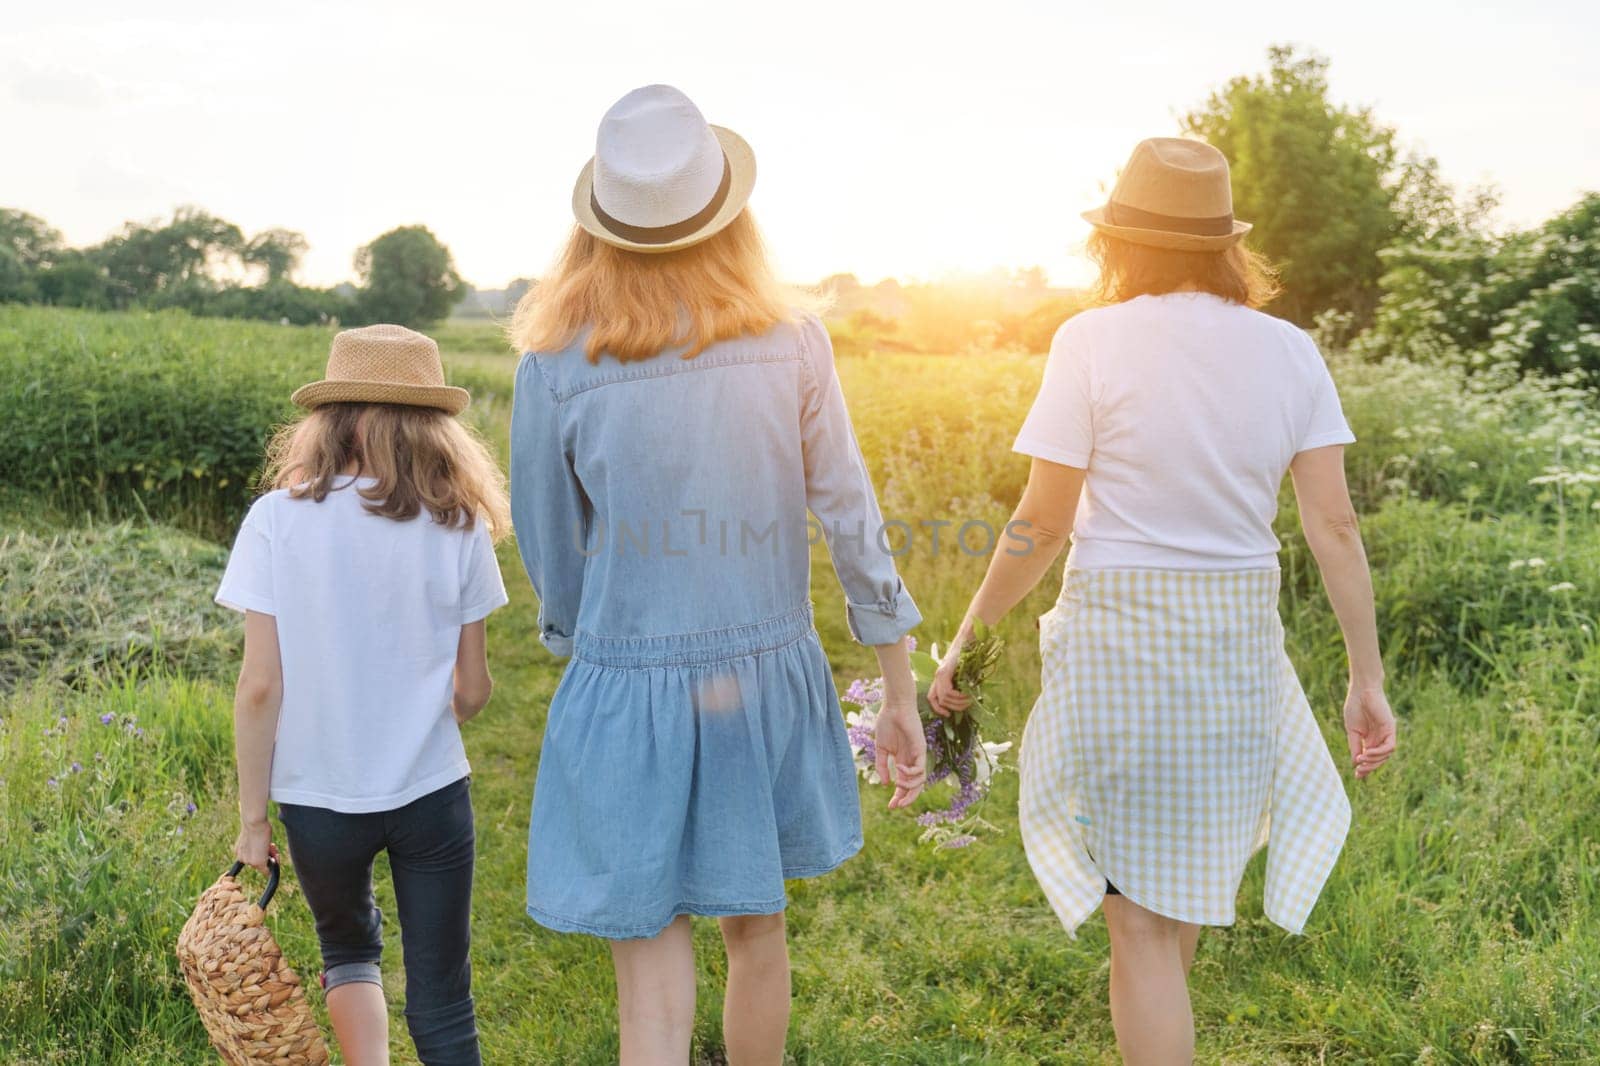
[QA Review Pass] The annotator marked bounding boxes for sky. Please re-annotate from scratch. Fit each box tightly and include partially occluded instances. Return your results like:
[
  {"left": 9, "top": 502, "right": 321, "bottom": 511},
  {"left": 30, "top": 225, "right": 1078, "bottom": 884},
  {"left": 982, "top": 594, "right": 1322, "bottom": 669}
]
[{"left": 5, "top": 1, "right": 1598, "bottom": 291}]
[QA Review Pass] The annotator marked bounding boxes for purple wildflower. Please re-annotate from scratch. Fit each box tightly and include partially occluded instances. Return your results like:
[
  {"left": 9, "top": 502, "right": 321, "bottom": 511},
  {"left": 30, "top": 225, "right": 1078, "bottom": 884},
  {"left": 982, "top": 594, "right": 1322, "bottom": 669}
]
[
  {"left": 70, "top": 761, "right": 83, "bottom": 774},
  {"left": 842, "top": 678, "right": 884, "bottom": 707},
  {"left": 99, "top": 713, "right": 115, "bottom": 726},
  {"left": 914, "top": 733, "right": 992, "bottom": 827},
  {"left": 46, "top": 777, "right": 59, "bottom": 789},
  {"left": 938, "top": 834, "right": 978, "bottom": 850},
  {"left": 57, "top": 716, "right": 68, "bottom": 728},
  {"left": 846, "top": 720, "right": 877, "bottom": 767},
  {"left": 185, "top": 802, "right": 197, "bottom": 815},
  {"left": 906, "top": 636, "right": 918, "bottom": 653}
]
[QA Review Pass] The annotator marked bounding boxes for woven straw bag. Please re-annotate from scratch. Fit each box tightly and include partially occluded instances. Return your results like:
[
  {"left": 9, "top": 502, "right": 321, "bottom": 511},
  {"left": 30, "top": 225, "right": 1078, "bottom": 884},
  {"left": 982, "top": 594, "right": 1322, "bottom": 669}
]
[{"left": 176, "top": 858, "right": 330, "bottom": 1065}]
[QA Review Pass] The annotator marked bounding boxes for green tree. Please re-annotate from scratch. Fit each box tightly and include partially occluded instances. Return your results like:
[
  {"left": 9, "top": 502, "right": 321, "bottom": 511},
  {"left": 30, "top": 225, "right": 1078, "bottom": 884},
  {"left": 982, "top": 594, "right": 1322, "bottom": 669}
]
[
  {"left": 93, "top": 207, "right": 244, "bottom": 307},
  {"left": 242, "top": 227, "right": 309, "bottom": 283},
  {"left": 1182, "top": 46, "right": 1457, "bottom": 325},
  {"left": 352, "top": 225, "right": 466, "bottom": 328},
  {"left": 0, "top": 210, "right": 64, "bottom": 302},
  {"left": 36, "top": 250, "right": 114, "bottom": 309}
]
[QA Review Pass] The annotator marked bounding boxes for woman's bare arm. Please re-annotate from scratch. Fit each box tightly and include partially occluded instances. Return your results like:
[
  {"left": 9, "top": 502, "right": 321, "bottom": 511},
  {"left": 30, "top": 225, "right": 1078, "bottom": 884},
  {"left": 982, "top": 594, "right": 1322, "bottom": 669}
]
[
  {"left": 929, "top": 458, "right": 1084, "bottom": 714},
  {"left": 1289, "top": 444, "right": 1396, "bottom": 777}
]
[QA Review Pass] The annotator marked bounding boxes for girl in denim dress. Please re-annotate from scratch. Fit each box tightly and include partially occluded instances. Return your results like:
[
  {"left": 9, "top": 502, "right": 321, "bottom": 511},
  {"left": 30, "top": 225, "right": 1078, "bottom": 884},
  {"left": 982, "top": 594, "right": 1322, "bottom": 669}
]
[{"left": 508, "top": 85, "right": 928, "bottom": 1064}]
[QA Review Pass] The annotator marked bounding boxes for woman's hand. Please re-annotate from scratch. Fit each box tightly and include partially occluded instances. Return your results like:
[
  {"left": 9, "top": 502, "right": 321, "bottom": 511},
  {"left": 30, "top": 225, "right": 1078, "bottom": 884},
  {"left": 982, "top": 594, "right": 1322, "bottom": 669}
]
[
  {"left": 873, "top": 695, "right": 928, "bottom": 809},
  {"left": 234, "top": 820, "right": 277, "bottom": 874},
  {"left": 927, "top": 631, "right": 974, "bottom": 719},
  {"left": 1343, "top": 684, "right": 1397, "bottom": 779}
]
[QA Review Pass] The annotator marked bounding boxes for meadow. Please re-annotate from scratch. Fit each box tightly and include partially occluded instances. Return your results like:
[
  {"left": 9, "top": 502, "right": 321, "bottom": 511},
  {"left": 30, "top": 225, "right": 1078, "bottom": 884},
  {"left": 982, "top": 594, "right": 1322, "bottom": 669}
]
[{"left": 2, "top": 304, "right": 1598, "bottom": 1063}]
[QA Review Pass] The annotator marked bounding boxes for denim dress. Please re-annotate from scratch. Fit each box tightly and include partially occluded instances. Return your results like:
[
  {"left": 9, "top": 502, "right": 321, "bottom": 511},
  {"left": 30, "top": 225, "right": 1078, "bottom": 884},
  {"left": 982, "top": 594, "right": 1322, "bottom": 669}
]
[{"left": 510, "top": 311, "right": 920, "bottom": 939}]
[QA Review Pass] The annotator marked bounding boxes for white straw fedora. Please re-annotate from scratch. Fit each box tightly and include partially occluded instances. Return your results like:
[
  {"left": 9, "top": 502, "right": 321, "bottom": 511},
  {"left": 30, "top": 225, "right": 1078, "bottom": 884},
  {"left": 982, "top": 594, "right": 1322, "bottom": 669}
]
[
  {"left": 1082, "top": 137, "right": 1252, "bottom": 251},
  {"left": 572, "top": 84, "right": 756, "bottom": 254},
  {"left": 290, "top": 324, "right": 469, "bottom": 415}
]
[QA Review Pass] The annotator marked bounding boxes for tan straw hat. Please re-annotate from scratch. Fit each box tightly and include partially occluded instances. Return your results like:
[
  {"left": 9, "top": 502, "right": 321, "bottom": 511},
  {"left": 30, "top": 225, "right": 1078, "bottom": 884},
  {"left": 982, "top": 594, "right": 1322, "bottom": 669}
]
[
  {"left": 1083, "top": 137, "right": 1252, "bottom": 251},
  {"left": 572, "top": 84, "right": 756, "bottom": 254},
  {"left": 291, "top": 324, "right": 469, "bottom": 415}
]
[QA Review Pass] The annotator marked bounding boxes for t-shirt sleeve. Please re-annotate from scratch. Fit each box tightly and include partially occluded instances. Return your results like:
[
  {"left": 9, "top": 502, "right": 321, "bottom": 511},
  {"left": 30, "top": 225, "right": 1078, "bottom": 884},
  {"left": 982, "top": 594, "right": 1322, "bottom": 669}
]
[
  {"left": 1298, "top": 346, "right": 1357, "bottom": 453},
  {"left": 460, "top": 522, "right": 510, "bottom": 624},
  {"left": 215, "top": 499, "right": 276, "bottom": 615},
  {"left": 1013, "top": 321, "right": 1094, "bottom": 467}
]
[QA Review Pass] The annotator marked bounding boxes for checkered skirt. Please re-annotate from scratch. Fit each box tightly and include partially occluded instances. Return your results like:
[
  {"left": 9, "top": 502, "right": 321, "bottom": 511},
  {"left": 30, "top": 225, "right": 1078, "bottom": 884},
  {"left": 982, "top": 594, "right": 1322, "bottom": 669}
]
[{"left": 1019, "top": 567, "right": 1350, "bottom": 935}]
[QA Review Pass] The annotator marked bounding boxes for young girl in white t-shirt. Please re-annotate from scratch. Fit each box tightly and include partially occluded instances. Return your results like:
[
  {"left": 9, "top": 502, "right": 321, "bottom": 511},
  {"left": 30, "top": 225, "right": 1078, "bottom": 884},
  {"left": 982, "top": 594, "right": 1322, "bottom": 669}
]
[{"left": 217, "top": 324, "right": 510, "bottom": 1066}]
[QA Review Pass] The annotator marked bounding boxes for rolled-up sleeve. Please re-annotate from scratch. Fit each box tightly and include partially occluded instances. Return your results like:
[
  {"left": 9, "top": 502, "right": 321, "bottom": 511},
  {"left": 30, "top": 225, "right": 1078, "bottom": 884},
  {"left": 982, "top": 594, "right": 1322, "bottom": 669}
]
[
  {"left": 797, "top": 314, "right": 921, "bottom": 645},
  {"left": 510, "top": 354, "right": 588, "bottom": 658}
]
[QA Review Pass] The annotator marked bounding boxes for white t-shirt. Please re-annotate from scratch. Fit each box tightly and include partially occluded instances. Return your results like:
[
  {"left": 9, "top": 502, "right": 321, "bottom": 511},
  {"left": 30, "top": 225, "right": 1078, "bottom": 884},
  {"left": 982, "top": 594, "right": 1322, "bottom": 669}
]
[
  {"left": 216, "top": 479, "right": 509, "bottom": 813},
  {"left": 1013, "top": 293, "right": 1355, "bottom": 571}
]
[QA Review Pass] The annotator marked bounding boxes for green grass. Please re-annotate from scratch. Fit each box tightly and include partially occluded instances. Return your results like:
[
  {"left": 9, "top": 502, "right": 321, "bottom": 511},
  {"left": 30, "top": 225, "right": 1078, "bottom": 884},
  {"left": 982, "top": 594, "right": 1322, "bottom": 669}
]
[{"left": 2, "top": 309, "right": 1598, "bottom": 1062}]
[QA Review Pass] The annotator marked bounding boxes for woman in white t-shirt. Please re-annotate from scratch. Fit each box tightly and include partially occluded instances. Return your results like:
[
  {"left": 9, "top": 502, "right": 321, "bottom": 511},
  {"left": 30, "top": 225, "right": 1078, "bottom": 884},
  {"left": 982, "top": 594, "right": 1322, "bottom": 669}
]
[
  {"left": 929, "top": 138, "right": 1397, "bottom": 1064},
  {"left": 217, "top": 325, "right": 510, "bottom": 1066}
]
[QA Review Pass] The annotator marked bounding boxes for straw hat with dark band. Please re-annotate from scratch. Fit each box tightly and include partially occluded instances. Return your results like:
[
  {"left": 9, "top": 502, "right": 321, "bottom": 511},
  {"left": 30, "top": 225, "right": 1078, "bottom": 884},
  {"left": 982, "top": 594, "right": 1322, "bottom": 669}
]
[
  {"left": 1083, "top": 137, "right": 1252, "bottom": 251},
  {"left": 291, "top": 324, "right": 469, "bottom": 415},
  {"left": 572, "top": 84, "right": 757, "bottom": 254}
]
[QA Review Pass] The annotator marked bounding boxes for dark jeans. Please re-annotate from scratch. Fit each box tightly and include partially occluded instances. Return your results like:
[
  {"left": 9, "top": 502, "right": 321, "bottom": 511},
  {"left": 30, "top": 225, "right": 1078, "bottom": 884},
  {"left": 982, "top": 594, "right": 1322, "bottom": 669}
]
[{"left": 277, "top": 777, "right": 479, "bottom": 1066}]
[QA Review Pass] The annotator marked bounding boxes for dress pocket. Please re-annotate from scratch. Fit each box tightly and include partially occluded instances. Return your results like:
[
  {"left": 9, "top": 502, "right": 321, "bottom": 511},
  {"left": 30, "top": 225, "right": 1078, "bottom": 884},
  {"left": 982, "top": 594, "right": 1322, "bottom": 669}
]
[{"left": 1037, "top": 604, "right": 1071, "bottom": 687}]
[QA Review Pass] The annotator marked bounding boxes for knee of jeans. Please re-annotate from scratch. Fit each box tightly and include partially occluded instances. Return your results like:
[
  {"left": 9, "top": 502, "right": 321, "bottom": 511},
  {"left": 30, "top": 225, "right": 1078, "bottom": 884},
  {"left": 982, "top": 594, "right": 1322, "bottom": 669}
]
[
  {"left": 402, "top": 956, "right": 473, "bottom": 1010},
  {"left": 322, "top": 961, "right": 383, "bottom": 992},
  {"left": 313, "top": 902, "right": 383, "bottom": 966}
]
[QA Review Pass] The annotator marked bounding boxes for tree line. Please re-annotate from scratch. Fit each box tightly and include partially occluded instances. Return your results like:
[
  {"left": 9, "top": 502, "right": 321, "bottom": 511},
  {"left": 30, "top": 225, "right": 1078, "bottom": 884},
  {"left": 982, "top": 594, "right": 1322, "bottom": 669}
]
[
  {"left": 0, "top": 209, "right": 467, "bottom": 329},
  {"left": 2, "top": 44, "right": 1594, "bottom": 374}
]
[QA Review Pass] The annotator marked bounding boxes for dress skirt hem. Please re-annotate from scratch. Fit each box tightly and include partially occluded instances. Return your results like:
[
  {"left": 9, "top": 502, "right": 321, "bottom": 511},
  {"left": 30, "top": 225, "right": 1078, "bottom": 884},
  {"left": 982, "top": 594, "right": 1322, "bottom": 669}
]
[
  {"left": 525, "top": 833, "right": 864, "bottom": 941},
  {"left": 525, "top": 606, "right": 868, "bottom": 942}
]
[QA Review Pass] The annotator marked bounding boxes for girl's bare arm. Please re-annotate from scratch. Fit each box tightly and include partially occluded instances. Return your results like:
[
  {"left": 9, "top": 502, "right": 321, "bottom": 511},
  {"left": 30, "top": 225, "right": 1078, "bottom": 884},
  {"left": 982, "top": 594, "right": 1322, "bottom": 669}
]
[
  {"left": 452, "top": 620, "right": 494, "bottom": 723},
  {"left": 233, "top": 610, "right": 283, "bottom": 871}
]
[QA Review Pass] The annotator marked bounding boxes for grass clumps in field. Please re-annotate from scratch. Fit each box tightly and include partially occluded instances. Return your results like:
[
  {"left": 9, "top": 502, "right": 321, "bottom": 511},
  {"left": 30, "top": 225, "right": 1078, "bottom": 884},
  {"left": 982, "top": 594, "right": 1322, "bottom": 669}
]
[{"left": 1, "top": 520, "right": 236, "bottom": 690}]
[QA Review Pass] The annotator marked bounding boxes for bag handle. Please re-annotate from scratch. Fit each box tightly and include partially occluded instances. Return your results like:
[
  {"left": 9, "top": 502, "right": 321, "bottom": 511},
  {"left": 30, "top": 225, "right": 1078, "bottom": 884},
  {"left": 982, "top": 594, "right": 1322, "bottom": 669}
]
[{"left": 226, "top": 856, "right": 281, "bottom": 911}]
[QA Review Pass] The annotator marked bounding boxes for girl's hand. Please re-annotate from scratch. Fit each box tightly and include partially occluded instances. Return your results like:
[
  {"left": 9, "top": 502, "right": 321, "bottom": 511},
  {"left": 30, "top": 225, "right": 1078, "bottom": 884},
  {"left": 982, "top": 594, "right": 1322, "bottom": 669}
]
[
  {"left": 927, "top": 638, "right": 973, "bottom": 718},
  {"left": 1343, "top": 685, "right": 1397, "bottom": 779},
  {"left": 873, "top": 696, "right": 928, "bottom": 809},
  {"left": 234, "top": 820, "right": 277, "bottom": 874}
]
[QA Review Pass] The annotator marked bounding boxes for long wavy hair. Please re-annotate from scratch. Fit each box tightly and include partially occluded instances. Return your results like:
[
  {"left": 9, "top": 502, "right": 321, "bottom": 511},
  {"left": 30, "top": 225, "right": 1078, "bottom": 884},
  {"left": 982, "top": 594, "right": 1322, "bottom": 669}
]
[
  {"left": 510, "top": 210, "right": 793, "bottom": 363},
  {"left": 1087, "top": 230, "right": 1281, "bottom": 309},
  {"left": 262, "top": 402, "right": 510, "bottom": 541}
]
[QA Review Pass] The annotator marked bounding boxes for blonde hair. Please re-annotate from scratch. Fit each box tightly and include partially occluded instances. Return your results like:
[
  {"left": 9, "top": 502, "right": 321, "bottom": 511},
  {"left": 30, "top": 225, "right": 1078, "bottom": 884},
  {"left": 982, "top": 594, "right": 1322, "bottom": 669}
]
[
  {"left": 1087, "top": 230, "right": 1281, "bottom": 309},
  {"left": 510, "top": 211, "right": 793, "bottom": 363},
  {"left": 262, "top": 403, "right": 511, "bottom": 541}
]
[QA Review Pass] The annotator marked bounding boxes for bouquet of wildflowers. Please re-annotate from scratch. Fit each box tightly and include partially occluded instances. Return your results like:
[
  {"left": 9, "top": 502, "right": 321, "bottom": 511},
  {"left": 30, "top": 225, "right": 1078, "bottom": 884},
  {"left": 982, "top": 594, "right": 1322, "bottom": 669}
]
[{"left": 843, "top": 627, "right": 1012, "bottom": 849}]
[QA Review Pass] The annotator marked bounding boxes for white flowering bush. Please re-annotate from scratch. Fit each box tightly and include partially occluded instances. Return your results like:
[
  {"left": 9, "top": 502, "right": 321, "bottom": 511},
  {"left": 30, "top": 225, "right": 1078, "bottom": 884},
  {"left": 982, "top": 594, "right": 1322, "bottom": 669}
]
[{"left": 1355, "top": 193, "right": 1600, "bottom": 379}]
